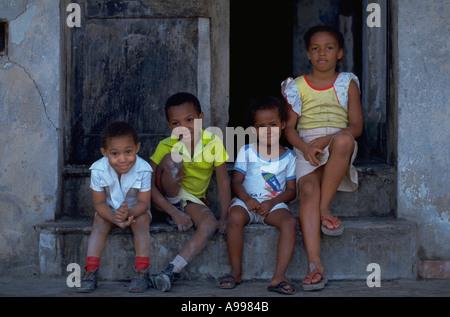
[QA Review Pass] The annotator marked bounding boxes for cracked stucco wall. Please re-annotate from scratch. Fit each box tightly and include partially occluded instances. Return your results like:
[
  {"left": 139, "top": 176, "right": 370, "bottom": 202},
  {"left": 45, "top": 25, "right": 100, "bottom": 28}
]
[
  {"left": 0, "top": 0, "right": 60, "bottom": 274},
  {"left": 396, "top": 0, "right": 450, "bottom": 260}
]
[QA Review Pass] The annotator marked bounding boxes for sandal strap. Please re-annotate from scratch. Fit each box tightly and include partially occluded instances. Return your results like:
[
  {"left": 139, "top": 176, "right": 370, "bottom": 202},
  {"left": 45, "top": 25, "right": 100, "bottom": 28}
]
[
  {"left": 320, "top": 216, "right": 338, "bottom": 225},
  {"left": 304, "top": 270, "right": 324, "bottom": 283},
  {"left": 220, "top": 274, "right": 237, "bottom": 284}
]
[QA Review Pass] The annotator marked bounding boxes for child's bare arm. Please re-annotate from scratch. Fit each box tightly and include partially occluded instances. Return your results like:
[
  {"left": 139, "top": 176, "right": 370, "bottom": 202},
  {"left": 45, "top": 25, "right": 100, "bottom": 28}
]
[
  {"left": 345, "top": 80, "right": 364, "bottom": 138},
  {"left": 149, "top": 160, "right": 193, "bottom": 230},
  {"left": 215, "top": 163, "right": 231, "bottom": 234},
  {"left": 284, "top": 107, "right": 305, "bottom": 151},
  {"left": 115, "top": 202, "right": 129, "bottom": 223},
  {"left": 257, "top": 179, "right": 296, "bottom": 216},
  {"left": 285, "top": 107, "right": 324, "bottom": 166},
  {"left": 231, "top": 170, "right": 260, "bottom": 211},
  {"left": 127, "top": 190, "right": 151, "bottom": 218},
  {"left": 92, "top": 190, "right": 117, "bottom": 225}
]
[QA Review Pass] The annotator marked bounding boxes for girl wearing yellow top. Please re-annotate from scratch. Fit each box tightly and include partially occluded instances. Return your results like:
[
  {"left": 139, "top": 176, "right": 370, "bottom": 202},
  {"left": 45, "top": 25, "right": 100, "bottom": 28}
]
[{"left": 281, "top": 25, "right": 363, "bottom": 290}]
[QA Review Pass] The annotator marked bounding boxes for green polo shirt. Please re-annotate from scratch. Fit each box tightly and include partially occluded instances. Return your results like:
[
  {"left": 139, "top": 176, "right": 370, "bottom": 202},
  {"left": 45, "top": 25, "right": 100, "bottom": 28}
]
[{"left": 150, "top": 129, "right": 228, "bottom": 198}]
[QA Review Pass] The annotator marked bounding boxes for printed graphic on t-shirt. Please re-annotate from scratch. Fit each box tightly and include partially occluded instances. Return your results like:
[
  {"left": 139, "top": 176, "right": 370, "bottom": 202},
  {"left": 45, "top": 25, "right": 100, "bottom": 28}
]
[{"left": 262, "top": 171, "right": 281, "bottom": 198}]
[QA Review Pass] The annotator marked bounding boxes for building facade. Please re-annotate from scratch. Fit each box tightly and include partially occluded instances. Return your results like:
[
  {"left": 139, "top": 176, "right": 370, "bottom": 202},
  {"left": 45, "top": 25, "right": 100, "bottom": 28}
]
[{"left": 0, "top": 0, "right": 448, "bottom": 279}]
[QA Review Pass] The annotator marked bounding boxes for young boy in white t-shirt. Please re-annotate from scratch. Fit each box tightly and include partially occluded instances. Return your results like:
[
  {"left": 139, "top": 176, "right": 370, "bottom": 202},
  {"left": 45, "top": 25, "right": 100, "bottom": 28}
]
[{"left": 76, "top": 122, "right": 152, "bottom": 293}]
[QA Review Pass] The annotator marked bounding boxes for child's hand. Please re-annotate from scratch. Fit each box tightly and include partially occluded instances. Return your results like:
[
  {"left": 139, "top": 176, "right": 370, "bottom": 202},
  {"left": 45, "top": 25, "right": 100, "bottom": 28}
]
[
  {"left": 116, "top": 215, "right": 135, "bottom": 228},
  {"left": 303, "top": 144, "right": 325, "bottom": 166},
  {"left": 309, "top": 136, "right": 330, "bottom": 150},
  {"left": 115, "top": 202, "right": 129, "bottom": 223},
  {"left": 172, "top": 211, "right": 193, "bottom": 232},
  {"left": 256, "top": 200, "right": 274, "bottom": 217},
  {"left": 217, "top": 218, "right": 227, "bottom": 235},
  {"left": 244, "top": 198, "right": 260, "bottom": 212}
]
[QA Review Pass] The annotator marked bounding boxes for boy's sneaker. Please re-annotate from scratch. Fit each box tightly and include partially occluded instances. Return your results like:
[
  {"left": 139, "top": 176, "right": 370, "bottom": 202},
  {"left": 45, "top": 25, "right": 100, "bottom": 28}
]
[
  {"left": 128, "top": 267, "right": 152, "bottom": 293},
  {"left": 76, "top": 268, "right": 99, "bottom": 293},
  {"left": 152, "top": 264, "right": 181, "bottom": 292}
]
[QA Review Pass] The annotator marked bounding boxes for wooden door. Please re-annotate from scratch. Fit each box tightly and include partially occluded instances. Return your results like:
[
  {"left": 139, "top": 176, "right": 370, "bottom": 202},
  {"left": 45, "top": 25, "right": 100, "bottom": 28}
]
[{"left": 61, "top": 0, "right": 229, "bottom": 218}]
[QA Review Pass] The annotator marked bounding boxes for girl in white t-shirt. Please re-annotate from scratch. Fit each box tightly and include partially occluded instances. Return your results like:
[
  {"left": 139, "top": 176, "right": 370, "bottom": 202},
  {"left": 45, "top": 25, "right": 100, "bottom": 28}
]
[{"left": 218, "top": 96, "right": 297, "bottom": 295}]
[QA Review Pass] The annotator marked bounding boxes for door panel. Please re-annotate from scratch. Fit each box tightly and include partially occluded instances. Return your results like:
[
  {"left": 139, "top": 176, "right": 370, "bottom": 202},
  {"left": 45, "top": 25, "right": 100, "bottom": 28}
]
[
  {"left": 61, "top": 0, "right": 225, "bottom": 218},
  {"left": 67, "top": 17, "right": 200, "bottom": 165}
]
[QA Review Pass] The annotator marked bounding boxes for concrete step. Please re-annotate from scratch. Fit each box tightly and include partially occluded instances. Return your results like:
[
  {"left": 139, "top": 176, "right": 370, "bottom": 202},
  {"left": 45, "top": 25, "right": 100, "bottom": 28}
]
[
  {"left": 61, "top": 163, "right": 395, "bottom": 219},
  {"left": 35, "top": 217, "right": 417, "bottom": 281}
]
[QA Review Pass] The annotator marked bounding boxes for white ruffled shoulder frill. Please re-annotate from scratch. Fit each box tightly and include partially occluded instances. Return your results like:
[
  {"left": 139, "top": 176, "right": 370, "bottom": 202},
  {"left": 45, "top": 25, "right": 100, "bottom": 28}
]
[
  {"left": 334, "top": 72, "right": 360, "bottom": 111},
  {"left": 281, "top": 77, "right": 302, "bottom": 116}
]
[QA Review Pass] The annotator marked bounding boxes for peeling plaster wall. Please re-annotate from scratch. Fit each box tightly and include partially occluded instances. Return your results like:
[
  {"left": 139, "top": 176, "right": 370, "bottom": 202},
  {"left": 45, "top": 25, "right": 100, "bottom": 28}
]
[
  {"left": 396, "top": 0, "right": 450, "bottom": 260},
  {"left": 0, "top": 0, "right": 60, "bottom": 274}
]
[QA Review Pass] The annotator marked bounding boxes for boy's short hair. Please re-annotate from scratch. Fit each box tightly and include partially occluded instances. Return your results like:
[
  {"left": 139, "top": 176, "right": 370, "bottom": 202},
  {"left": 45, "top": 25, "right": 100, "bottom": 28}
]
[
  {"left": 164, "top": 92, "right": 202, "bottom": 121},
  {"left": 248, "top": 96, "right": 287, "bottom": 125},
  {"left": 304, "top": 25, "right": 344, "bottom": 49},
  {"left": 101, "top": 121, "right": 139, "bottom": 149}
]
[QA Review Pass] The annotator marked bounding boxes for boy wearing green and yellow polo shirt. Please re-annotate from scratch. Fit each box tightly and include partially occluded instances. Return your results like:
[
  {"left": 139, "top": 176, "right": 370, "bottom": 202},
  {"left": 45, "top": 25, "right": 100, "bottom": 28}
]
[{"left": 149, "top": 92, "right": 230, "bottom": 291}]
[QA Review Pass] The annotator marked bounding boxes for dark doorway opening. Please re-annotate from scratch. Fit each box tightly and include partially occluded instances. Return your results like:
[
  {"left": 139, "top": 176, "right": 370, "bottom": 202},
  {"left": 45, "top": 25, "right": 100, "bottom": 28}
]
[{"left": 229, "top": 1, "right": 294, "bottom": 130}]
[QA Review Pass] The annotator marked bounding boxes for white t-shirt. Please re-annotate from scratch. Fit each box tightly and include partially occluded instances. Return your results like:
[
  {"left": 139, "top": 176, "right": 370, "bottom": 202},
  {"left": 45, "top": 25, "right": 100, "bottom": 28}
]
[
  {"left": 234, "top": 144, "right": 296, "bottom": 200},
  {"left": 90, "top": 155, "right": 152, "bottom": 211}
]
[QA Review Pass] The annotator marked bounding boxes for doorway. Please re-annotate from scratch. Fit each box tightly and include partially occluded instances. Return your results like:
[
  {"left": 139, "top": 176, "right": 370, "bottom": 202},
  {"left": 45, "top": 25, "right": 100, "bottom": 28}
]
[{"left": 228, "top": 0, "right": 386, "bottom": 163}]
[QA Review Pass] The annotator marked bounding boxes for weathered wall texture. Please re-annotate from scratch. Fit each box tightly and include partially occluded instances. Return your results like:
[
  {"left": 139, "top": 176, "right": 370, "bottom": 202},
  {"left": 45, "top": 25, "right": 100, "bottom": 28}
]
[
  {"left": 0, "top": 0, "right": 448, "bottom": 277},
  {"left": 0, "top": 0, "right": 60, "bottom": 274},
  {"left": 395, "top": 0, "right": 450, "bottom": 259}
]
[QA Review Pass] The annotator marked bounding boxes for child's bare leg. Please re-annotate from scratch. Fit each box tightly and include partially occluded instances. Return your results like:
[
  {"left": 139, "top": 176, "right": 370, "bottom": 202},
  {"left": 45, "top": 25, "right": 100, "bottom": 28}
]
[
  {"left": 152, "top": 203, "right": 217, "bottom": 292},
  {"left": 179, "top": 202, "right": 218, "bottom": 262},
  {"left": 264, "top": 208, "right": 297, "bottom": 290},
  {"left": 220, "top": 206, "right": 249, "bottom": 286},
  {"left": 155, "top": 153, "right": 183, "bottom": 198},
  {"left": 128, "top": 212, "right": 152, "bottom": 292},
  {"left": 86, "top": 214, "right": 115, "bottom": 258},
  {"left": 298, "top": 169, "right": 324, "bottom": 284},
  {"left": 320, "top": 132, "right": 355, "bottom": 229},
  {"left": 131, "top": 213, "right": 151, "bottom": 257},
  {"left": 78, "top": 214, "right": 114, "bottom": 292}
]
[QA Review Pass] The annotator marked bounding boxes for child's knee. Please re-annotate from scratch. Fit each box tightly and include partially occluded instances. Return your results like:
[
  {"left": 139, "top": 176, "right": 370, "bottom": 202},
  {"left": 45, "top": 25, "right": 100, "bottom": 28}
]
[
  {"left": 228, "top": 207, "right": 248, "bottom": 227},
  {"left": 132, "top": 213, "right": 151, "bottom": 231},
  {"left": 285, "top": 216, "right": 298, "bottom": 233},
  {"left": 92, "top": 215, "right": 113, "bottom": 235},
  {"left": 331, "top": 132, "right": 354, "bottom": 155},
  {"left": 300, "top": 181, "right": 319, "bottom": 198},
  {"left": 157, "top": 154, "right": 183, "bottom": 189},
  {"left": 160, "top": 153, "right": 183, "bottom": 172},
  {"left": 284, "top": 215, "right": 297, "bottom": 229},
  {"left": 198, "top": 216, "right": 218, "bottom": 237}
]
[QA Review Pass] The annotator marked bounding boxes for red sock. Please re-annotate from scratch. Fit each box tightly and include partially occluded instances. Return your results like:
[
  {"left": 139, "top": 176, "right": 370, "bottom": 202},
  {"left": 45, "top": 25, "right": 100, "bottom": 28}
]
[
  {"left": 85, "top": 256, "right": 100, "bottom": 272},
  {"left": 135, "top": 257, "right": 150, "bottom": 270}
]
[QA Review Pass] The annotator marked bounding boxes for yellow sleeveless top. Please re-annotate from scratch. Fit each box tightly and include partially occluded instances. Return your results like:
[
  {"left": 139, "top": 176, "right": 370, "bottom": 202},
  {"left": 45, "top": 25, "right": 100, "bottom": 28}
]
[{"left": 281, "top": 72, "right": 360, "bottom": 130}]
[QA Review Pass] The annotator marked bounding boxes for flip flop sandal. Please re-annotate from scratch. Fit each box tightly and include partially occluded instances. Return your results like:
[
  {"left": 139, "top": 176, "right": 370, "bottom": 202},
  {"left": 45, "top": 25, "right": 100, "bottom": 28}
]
[
  {"left": 267, "top": 281, "right": 296, "bottom": 295},
  {"left": 302, "top": 270, "right": 328, "bottom": 291},
  {"left": 320, "top": 216, "right": 344, "bottom": 236},
  {"left": 218, "top": 274, "right": 241, "bottom": 289}
]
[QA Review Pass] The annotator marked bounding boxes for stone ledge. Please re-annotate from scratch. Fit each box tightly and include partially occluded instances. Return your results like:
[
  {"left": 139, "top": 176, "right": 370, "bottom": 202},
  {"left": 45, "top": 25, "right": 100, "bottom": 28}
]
[{"left": 35, "top": 217, "right": 417, "bottom": 281}]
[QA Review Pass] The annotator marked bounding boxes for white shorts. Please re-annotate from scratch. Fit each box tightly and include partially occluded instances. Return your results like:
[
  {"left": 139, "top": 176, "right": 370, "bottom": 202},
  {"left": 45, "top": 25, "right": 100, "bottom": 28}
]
[
  {"left": 229, "top": 197, "right": 289, "bottom": 224},
  {"left": 294, "top": 127, "right": 358, "bottom": 192}
]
